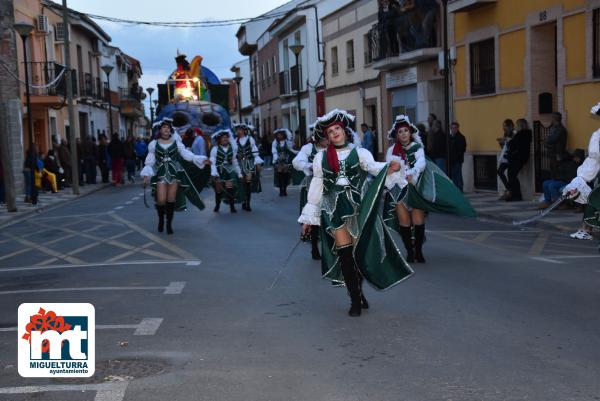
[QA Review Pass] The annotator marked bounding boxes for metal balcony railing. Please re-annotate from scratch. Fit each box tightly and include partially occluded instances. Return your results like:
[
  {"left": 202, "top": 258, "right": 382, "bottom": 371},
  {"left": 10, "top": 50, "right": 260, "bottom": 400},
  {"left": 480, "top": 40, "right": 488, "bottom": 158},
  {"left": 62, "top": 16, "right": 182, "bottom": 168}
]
[{"left": 23, "top": 62, "right": 68, "bottom": 97}]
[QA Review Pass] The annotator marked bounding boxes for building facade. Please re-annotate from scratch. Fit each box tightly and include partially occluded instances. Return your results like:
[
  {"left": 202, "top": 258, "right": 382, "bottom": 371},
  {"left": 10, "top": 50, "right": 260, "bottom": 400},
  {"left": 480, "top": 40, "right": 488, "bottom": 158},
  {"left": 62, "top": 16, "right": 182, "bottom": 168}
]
[
  {"left": 322, "top": 0, "right": 383, "bottom": 155},
  {"left": 451, "top": 0, "right": 600, "bottom": 196}
]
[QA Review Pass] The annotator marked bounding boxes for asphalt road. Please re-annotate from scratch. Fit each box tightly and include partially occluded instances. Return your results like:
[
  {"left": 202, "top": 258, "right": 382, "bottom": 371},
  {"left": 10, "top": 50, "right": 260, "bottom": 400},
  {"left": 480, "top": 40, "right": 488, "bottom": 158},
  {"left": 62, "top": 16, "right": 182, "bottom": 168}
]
[{"left": 0, "top": 171, "right": 599, "bottom": 401}]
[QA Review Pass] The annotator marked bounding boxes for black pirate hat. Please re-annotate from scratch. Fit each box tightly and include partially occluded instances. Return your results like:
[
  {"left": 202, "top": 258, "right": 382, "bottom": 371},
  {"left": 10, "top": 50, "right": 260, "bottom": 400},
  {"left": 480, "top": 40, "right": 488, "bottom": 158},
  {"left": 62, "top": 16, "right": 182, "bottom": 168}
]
[{"left": 313, "top": 109, "right": 355, "bottom": 141}]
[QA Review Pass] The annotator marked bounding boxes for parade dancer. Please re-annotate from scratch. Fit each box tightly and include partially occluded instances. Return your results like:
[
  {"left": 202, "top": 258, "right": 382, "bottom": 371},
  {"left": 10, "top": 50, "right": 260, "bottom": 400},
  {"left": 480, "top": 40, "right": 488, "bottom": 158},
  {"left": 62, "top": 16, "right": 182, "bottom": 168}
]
[
  {"left": 299, "top": 109, "right": 413, "bottom": 317},
  {"left": 384, "top": 116, "right": 427, "bottom": 263},
  {"left": 141, "top": 119, "right": 210, "bottom": 234},
  {"left": 293, "top": 124, "right": 329, "bottom": 260},
  {"left": 234, "top": 124, "right": 263, "bottom": 211},
  {"left": 272, "top": 129, "right": 296, "bottom": 196},
  {"left": 383, "top": 115, "right": 476, "bottom": 262},
  {"left": 210, "top": 129, "right": 243, "bottom": 214},
  {"left": 563, "top": 102, "right": 600, "bottom": 246}
]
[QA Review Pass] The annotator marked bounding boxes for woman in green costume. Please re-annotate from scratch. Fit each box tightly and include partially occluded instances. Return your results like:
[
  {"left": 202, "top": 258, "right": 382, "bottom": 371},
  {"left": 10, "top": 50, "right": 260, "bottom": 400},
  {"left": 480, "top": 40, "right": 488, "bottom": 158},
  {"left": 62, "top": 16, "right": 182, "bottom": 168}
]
[
  {"left": 210, "top": 129, "right": 243, "bottom": 214},
  {"left": 563, "top": 102, "right": 600, "bottom": 247},
  {"left": 384, "top": 115, "right": 477, "bottom": 263},
  {"left": 299, "top": 109, "right": 413, "bottom": 317},
  {"left": 234, "top": 124, "right": 263, "bottom": 211},
  {"left": 272, "top": 129, "right": 297, "bottom": 197},
  {"left": 141, "top": 119, "right": 211, "bottom": 234}
]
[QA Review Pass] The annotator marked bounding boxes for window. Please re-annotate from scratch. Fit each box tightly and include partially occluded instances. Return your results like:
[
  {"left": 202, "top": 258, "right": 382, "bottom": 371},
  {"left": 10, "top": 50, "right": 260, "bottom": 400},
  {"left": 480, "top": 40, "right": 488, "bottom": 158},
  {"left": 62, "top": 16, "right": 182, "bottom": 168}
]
[
  {"left": 346, "top": 40, "right": 355, "bottom": 70},
  {"left": 593, "top": 8, "right": 600, "bottom": 78},
  {"left": 364, "top": 33, "right": 373, "bottom": 65},
  {"left": 470, "top": 38, "right": 495, "bottom": 95},
  {"left": 294, "top": 31, "right": 301, "bottom": 44},
  {"left": 54, "top": 23, "right": 65, "bottom": 42},
  {"left": 331, "top": 46, "right": 339, "bottom": 76}
]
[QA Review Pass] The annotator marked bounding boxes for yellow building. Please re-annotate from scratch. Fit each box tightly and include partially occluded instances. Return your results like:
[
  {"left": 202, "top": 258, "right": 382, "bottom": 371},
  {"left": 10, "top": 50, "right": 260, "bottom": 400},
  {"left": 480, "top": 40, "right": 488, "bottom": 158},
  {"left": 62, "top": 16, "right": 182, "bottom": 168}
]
[{"left": 450, "top": 0, "right": 600, "bottom": 196}]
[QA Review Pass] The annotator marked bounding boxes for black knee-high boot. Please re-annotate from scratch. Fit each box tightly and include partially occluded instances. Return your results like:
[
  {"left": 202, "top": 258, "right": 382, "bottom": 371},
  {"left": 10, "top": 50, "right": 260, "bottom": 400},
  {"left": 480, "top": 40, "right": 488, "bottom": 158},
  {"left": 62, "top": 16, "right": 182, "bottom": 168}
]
[
  {"left": 282, "top": 173, "right": 289, "bottom": 196},
  {"left": 156, "top": 204, "right": 165, "bottom": 233},
  {"left": 414, "top": 224, "right": 426, "bottom": 263},
  {"left": 358, "top": 275, "right": 368, "bottom": 309},
  {"left": 165, "top": 202, "right": 175, "bottom": 235},
  {"left": 399, "top": 226, "right": 415, "bottom": 263},
  {"left": 227, "top": 188, "right": 237, "bottom": 213},
  {"left": 338, "top": 245, "right": 362, "bottom": 317},
  {"left": 310, "top": 225, "right": 321, "bottom": 260},
  {"left": 213, "top": 191, "right": 221, "bottom": 212},
  {"left": 243, "top": 182, "right": 252, "bottom": 211},
  {"left": 277, "top": 173, "right": 284, "bottom": 196}
]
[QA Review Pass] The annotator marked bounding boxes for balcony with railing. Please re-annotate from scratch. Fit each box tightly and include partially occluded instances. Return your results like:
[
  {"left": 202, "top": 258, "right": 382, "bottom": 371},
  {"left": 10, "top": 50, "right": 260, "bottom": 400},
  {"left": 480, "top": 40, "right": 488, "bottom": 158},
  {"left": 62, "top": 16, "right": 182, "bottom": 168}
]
[
  {"left": 370, "top": 3, "right": 441, "bottom": 71},
  {"left": 279, "top": 65, "right": 302, "bottom": 96},
  {"left": 83, "top": 73, "right": 94, "bottom": 98},
  {"left": 22, "top": 62, "right": 70, "bottom": 106},
  {"left": 448, "top": 0, "right": 496, "bottom": 13},
  {"left": 119, "top": 86, "right": 144, "bottom": 118}
]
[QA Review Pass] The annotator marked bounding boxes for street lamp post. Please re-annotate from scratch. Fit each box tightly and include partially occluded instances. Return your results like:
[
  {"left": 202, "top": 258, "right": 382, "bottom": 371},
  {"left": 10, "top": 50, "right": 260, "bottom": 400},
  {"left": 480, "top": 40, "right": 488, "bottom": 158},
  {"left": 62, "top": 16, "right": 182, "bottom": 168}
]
[
  {"left": 232, "top": 74, "right": 243, "bottom": 124},
  {"left": 442, "top": 0, "right": 451, "bottom": 175},
  {"left": 146, "top": 87, "right": 155, "bottom": 126},
  {"left": 101, "top": 65, "right": 114, "bottom": 137},
  {"left": 289, "top": 44, "right": 304, "bottom": 145},
  {"left": 14, "top": 22, "right": 37, "bottom": 204}
]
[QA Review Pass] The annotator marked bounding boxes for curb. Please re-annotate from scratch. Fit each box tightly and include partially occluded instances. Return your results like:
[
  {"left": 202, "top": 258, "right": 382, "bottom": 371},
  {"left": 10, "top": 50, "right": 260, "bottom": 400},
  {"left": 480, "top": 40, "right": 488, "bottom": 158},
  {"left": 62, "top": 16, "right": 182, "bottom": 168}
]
[{"left": 0, "top": 183, "right": 111, "bottom": 230}]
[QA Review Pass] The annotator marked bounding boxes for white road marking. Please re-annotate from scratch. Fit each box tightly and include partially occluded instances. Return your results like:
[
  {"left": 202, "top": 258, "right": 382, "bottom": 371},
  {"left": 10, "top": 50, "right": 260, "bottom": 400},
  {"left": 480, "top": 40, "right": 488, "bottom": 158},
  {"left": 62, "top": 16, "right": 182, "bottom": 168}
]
[
  {"left": 164, "top": 281, "right": 186, "bottom": 295},
  {"left": 134, "top": 318, "right": 163, "bottom": 335},
  {"left": 0, "top": 382, "right": 128, "bottom": 401},
  {"left": 1, "top": 319, "right": 158, "bottom": 333},
  {"left": 430, "top": 230, "right": 538, "bottom": 233},
  {"left": 186, "top": 260, "right": 202, "bottom": 266},
  {"left": 3, "top": 234, "right": 84, "bottom": 264},
  {"left": 530, "top": 257, "right": 566, "bottom": 264},
  {"left": 125, "top": 201, "right": 133, "bottom": 205},
  {"left": 542, "top": 255, "right": 600, "bottom": 259},
  {"left": 0, "top": 283, "right": 182, "bottom": 296},
  {"left": 0, "top": 259, "right": 201, "bottom": 273},
  {"left": 114, "top": 206, "right": 124, "bottom": 210}
]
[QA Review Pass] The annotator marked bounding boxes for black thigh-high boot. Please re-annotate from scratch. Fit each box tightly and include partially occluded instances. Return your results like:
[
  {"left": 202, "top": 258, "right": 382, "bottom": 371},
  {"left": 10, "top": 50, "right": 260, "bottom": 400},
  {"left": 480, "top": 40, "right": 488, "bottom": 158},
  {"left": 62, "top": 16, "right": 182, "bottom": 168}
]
[
  {"left": 414, "top": 224, "right": 426, "bottom": 263},
  {"left": 358, "top": 274, "right": 369, "bottom": 309},
  {"left": 399, "top": 226, "right": 415, "bottom": 263},
  {"left": 243, "top": 182, "right": 252, "bottom": 211},
  {"left": 227, "top": 188, "right": 237, "bottom": 213},
  {"left": 338, "top": 245, "right": 362, "bottom": 317},
  {"left": 165, "top": 202, "right": 175, "bottom": 235},
  {"left": 277, "top": 173, "right": 284, "bottom": 196},
  {"left": 282, "top": 173, "right": 289, "bottom": 196},
  {"left": 310, "top": 225, "right": 321, "bottom": 260},
  {"left": 156, "top": 204, "right": 165, "bottom": 233},
  {"left": 213, "top": 191, "right": 221, "bottom": 212}
]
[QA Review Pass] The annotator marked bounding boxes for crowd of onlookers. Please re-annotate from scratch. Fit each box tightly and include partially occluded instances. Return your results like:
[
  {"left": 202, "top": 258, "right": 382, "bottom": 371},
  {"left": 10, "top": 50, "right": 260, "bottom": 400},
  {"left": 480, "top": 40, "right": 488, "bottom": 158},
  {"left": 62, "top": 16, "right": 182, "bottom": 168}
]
[{"left": 14, "top": 133, "right": 152, "bottom": 205}]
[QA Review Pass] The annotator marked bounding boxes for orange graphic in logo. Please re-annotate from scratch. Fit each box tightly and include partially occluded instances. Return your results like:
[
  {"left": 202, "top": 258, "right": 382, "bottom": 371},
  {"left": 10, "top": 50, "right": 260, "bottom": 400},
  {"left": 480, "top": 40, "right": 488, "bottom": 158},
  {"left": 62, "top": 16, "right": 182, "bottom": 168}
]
[{"left": 22, "top": 308, "right": 72, "bottom": 353}]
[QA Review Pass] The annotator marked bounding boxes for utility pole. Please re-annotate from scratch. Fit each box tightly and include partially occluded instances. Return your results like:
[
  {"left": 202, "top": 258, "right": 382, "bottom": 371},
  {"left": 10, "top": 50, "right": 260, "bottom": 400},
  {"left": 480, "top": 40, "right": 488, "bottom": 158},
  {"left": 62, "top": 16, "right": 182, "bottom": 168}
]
[
  {"left": 62, "top": 0, "right": 80, "bottom": 195},
  {"left": 442, "top": 0, "right": 451, "bottom": 175},
  {"left": 0, "top": 2, "right": 18, "bottom": 212}
]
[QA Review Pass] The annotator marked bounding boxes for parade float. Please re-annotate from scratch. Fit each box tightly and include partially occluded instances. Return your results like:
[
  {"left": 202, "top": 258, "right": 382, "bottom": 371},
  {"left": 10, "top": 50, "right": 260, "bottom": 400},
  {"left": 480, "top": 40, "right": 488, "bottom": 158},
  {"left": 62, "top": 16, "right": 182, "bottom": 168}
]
[{"left": 154, "top": 50, "right": 232, "bottom": 142}]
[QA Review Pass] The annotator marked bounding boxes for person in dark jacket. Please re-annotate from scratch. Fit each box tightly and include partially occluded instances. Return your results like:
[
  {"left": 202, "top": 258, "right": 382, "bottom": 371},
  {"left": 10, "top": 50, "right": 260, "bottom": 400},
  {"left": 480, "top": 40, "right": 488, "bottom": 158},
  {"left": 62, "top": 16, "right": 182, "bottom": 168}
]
[
  {"left": 124, "top": 135, "right": 137, "bottom": 183},
  {"left": 44, "top": 149, "right": 65, "bottom": 190},
  {"left": 429, "top": 119, "right": 447, "bottom": 173},
  {"left": 82, "top": 135, "right": 98, "bottom": 184},
  {"left": 539, "top": 149, "right": 584, "bottom": 209},
  {"left": 97, "top": 134, "right": 110, "bottom": 183},
  {"left": 57, "top": 140, "right": 72, "bottom": 186},
  {"left": 449, "top": 121, "right": 467, "bottom": 191},
  {"left": 76, "top": 138, "right": 85, "bottom": 186},
  {"left": 505, "top": 118, "right": 532, "bottom": 201},
  {"left": 108, "top": 134, "right": 125, "bottom": 186},
  {"left": 545, "top": 112, "right": 568, "bottom": 175}
]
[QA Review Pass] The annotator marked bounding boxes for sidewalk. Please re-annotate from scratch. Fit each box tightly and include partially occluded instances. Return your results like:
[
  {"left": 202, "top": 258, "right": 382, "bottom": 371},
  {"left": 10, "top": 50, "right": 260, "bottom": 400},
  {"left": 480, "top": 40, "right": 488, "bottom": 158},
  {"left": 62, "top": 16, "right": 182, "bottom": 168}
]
[
  {"left": 466, "top": 191, "right": 583, "bottom": 232},
  {"left": 0, "top": 182, "right": 109, "bottom": 227}
]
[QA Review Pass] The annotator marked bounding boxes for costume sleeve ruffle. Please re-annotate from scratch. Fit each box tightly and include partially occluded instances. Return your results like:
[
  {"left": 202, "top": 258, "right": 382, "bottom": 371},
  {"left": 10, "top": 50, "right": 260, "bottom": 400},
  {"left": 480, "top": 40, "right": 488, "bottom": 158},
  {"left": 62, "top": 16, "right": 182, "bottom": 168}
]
[
  {"left": 563, "top": 176, "right": 593, "bottom": 204},
  {"left": 140, "top": 141, "right": 156, "bottom": 178},
  {"left": 298, "top": 152, "right": 323, "bottom": 225},
  {"left": 209, "top": 147, "right": 218, "bottom": 177},
  {"left": 358, "top": 148, "right": 387, "bottom": 176},
  {"left": 177, "top": 141, "right": 207, "bottom": 168}
]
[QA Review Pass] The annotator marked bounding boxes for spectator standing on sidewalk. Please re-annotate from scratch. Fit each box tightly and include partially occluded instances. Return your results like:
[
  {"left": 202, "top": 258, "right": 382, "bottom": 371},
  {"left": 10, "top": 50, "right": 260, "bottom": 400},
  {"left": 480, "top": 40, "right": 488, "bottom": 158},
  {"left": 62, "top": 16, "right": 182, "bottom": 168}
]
[
  {"left": 360, "top": 123, "right": 375, "bottom": 155},
  {"left": 539, "top": 149, "right": 584, "bottom": 209},
  {"left": 135, "top": 136, "right": 148, "bottom": 171},
  {"left": 82, "top": 135, "right": 98, "bottom": 184},
  {"left": 124, "top": 135, "right": 137, "bottom": 184},
  {"left": 546, "top": 112, "right": 568, "bottom": 175},
  {"left": 449, "top": 122, "right": 467, "bottom": 192},
  {"left": 191, "top": 129, "right": 207, "bottom": 156},
  {"left": 58, "top": 139, "right": 72, "bottom": 187},
  {"left": 261, "top": 133, "right": 273, "bottom": 168},
  {"left": 98, "top": 134, "right": 110, "bottom": 183},
  {"left": 429, "top": 119, "right": 447, "bottom": 173},
  {"left": 505, "top": 118, "right": 532, "bottom": 202},
  {"left": 108, "top": 134, "right": 125, "bottom": 186},
  {"left": 76, "top": 138, "right": 85, "bottom": 186},
  {"left": 497, "top": 119, "right": 515, "bottom": 200}
]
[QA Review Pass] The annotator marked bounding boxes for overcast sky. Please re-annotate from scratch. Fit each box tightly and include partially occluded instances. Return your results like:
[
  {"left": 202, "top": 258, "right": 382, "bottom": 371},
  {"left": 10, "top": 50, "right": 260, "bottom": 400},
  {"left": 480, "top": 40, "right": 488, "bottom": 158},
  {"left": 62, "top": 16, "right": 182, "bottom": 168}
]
[{"left": 51, "top": 0, "right": 288, "bottom": 113}]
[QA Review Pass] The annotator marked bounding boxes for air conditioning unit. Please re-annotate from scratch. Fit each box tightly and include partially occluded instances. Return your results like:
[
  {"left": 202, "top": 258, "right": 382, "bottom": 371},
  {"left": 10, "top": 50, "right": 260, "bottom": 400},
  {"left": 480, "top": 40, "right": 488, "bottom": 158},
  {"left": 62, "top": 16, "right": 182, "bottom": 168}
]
[
  {"left": 55, "top": 22, "right": 66, "bottom": 42},
  {"left": 37, "top": 15, "right": 49, "bottom": 33}
]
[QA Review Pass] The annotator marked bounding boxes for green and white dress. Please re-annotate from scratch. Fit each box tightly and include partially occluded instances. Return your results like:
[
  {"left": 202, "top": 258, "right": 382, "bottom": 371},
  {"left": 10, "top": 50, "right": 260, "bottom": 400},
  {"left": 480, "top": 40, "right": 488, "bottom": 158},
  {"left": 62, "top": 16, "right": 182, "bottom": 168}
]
[
  {"left": 236, "top": 136, "right": 263, "bottom": 193},
  {"left": 383, "top": 141, "right": 477, "bottom": 231},
  {"left": 210, "top": 143, "right": 244, "bottom": 202},
  {"left": 563, "top": 129, "right": 600, "bottom": 228},
  {"left": 140, "top": 139, "right": 210, "bottom": 211},
  {"left": 292, "top": 142, "right": 323, "bottom": 213},
  {"left": 298, "top": 146, "right": 413, "bottom": 290},
  {"left": 272, "top": 139, "right": 298, "bottom": 187}
]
